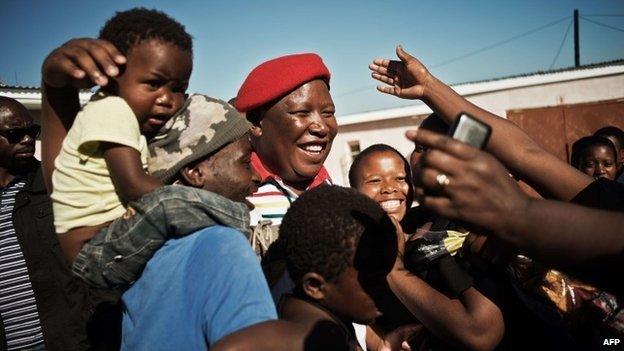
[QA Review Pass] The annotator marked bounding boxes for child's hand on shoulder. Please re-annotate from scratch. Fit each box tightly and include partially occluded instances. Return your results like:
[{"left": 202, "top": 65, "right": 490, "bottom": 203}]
[
  {"left": 369, "top": 45, "right": 433, "bottom": 100},
  {"left": 42, "top": 38, "right": 126, "bottom": 89}
]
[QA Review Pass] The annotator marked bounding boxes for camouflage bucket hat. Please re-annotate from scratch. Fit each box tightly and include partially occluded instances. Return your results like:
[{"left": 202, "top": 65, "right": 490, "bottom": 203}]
[{"left": 148, "top": 94, "right": 252, "bottom": 184}]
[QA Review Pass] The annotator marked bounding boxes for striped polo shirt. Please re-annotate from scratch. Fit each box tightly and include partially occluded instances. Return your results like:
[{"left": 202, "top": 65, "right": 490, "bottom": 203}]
[
  {"left": 248, "top": 152, "right": 332, "bottom": 226},
  {"left": 0, "top": 177, "right": 45, "bottom": 350}
]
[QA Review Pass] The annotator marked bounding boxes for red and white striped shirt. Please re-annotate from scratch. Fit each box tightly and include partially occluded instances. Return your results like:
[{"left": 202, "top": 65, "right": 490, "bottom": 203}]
[{"left": 247, "top": 152, "right": 332, "bottom": 226}]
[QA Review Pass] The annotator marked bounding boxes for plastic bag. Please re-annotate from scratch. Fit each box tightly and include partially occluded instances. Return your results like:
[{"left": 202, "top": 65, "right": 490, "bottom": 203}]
[{"left": 509, "top": 256, "right": 624, "bottom": 336}]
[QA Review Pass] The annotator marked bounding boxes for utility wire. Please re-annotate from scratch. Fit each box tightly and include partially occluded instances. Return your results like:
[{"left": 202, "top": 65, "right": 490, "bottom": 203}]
[
  {"left": 428, "top": 16, "right": 570, "bottom": 70},
  {"left": 581, "top": 16, "right": 624, "bottom": 33},
  {"left": 550, "top": 18, "right": 573, "bottom": 69},
  {"left": 335, "top": 16, "right": 570, "bottom": 98},
  {"left": 583, "top": 14, "right": 624, "bottom": 17}
]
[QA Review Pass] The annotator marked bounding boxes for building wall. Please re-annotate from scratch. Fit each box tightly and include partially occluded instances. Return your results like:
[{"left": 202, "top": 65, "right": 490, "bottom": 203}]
[{"left": 326, "top": 73, "right": 624, "bottom": 186}]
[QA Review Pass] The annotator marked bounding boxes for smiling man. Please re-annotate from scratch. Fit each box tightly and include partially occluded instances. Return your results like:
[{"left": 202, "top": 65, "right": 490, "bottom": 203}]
[{"left": 235, "top": 53, "right": 337, "bottom": 257}]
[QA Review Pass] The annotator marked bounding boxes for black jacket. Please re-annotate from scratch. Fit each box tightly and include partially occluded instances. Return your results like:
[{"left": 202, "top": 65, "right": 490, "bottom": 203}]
[{"left": 4, "top": 161, "right": 91, "bottom": 350}]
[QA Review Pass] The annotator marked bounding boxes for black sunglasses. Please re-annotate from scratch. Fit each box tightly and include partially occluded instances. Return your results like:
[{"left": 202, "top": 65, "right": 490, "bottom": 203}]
[{"left": 0, "top": 125, "right": 41, "bottom": 144}]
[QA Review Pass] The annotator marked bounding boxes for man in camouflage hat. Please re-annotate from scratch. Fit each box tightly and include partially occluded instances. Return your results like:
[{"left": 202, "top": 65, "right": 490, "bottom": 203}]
[
  {"left": 149, "top": 94, "right": 259, "bottom": 208},
  {"left": 113, "top": 94, "right": 279, "bottom": 349}
]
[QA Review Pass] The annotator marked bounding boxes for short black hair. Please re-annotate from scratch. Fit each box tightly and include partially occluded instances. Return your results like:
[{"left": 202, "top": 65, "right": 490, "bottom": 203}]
[
  {"left": 280, "top": 185, "right": 389, "bottom": 285},
  {"left": 595, "top": 126, "right": 624, "bottom": 150},
  {"left": 0, "top": 96, "right": 28, "bottom": 115},
  {"left": 348, "top": 144, "right": 414, "bottom": 208},
  {"left": 571, "top": 135, "right": 617, "bottom": 168},
  {"left": 99, "top": 7, "right": 193, "bottom": 55}
]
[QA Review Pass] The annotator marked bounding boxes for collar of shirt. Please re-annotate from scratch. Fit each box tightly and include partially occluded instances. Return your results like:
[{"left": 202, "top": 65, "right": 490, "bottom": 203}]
[
  {"left": 0, "top": 174, "right": 26, "bottom": 190},
  {"left": 251, "top": 151, "right": 332, "bottom": 190}
]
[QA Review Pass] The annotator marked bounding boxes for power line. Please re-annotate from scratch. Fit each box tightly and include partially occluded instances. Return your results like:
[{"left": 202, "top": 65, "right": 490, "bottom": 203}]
[
  {"left": 581, "top": 16, "right": 624, "bottom": 34},
  {"left": 428, "top": 16, "right": 570, "bottom": 69},
  {"left": 583, "top": 14, "right": 624, "bottom": 17},
  {"left": 335, "top": 16, "right": 570, "bottom": 98},
  {"left": 550, "top": 18, "right": 573, "bottom": 69}
]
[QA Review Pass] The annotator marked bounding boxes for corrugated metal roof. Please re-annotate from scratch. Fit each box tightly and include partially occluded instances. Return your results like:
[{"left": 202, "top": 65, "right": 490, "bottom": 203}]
[
  {"left": 338, "top": 59, "right": 624, "bottom": 126},
  {"left": 0, "top": 83, "right": 41, "bottom": 90},
  {"left": 451, "top": 59, "right": 624, "bottom": 87},
  {"left": 0, "top": 84, "right": 93, "bottom": 109}
]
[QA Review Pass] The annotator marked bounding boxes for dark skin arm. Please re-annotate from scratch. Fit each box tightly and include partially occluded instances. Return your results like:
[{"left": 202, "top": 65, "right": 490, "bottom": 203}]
[
  {"left": 411, "top": 129, "right": 624, "bottom": 269},
  {"left": 212, "top": 319, "right": 368, "bottom": 351},
  {"left": 366, "top": 324, "right": 424, "bottom": 351},
  {"left": 54, "top": 130, "right": 162, "bottom": 263},
  {"left": 41, "top": 84, "right": 80, "bottom": 193},
  {"left": 41, "top": 38, "right": 126, "bottom": 193},
  {"left": 369, "top": 46, "right": 592, "bottom": 201},
  {"left": 102, "top": 143, "right": 162, "bottom": 202},
  {"left": 211, "top": 321, "right": 306, "bottom": 351},
  {"left": 387, "top": 219, "right": 504, "bottom": 351}
]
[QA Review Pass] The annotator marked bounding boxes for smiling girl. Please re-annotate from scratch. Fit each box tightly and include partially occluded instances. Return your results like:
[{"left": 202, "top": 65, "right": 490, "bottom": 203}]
[{"left": 349, "top": 144, "right": 413, "bottom": 223}]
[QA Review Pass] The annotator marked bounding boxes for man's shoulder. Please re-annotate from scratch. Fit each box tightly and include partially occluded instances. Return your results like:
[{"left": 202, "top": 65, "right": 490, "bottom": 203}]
[
  {"left": 20, "top": 160, "right": 45, "bottom": 193},
  {"left": 180, "top": 225, "right": 250, "bottom": 251},
  {"left": 198, "top": 224, "right": 247, "bottom": 236}
]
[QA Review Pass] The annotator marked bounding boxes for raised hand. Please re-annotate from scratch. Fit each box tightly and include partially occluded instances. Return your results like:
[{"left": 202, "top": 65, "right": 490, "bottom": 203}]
[
  {"left": 369, "top": 45, "right": 432, "bottom": 100},
  {"left": 407, "top": 129, "right": 530, "bottom": 236},
  {"left": 42, "top": 38, "right": 126, "bottom": 89}
]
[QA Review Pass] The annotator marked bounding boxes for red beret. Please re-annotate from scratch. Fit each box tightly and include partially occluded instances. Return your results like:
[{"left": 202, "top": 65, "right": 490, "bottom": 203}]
[{"left": 235, "top": 53, "right": 331, "bottom": 112}]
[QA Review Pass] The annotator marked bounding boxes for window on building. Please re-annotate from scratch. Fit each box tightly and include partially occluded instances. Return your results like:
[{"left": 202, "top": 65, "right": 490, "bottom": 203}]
[{"left": 348, "top": 140, "right": 361, "bottom": 160}]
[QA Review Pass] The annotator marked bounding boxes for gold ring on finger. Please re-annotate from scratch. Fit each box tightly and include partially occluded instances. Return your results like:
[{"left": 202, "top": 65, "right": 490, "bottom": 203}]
[{"left": 435, "top": 173, "right": 450, "bottom": 188}]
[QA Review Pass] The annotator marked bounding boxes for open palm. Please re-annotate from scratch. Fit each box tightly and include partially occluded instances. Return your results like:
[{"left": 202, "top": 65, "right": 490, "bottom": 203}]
[{"left": 369, "top": 46, "right": 431, "bottom": 100}]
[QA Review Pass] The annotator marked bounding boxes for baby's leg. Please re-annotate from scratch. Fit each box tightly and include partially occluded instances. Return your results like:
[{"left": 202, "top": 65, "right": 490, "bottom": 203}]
[{"left": 72, "top": 185, "right": 250, "bottom": 288}]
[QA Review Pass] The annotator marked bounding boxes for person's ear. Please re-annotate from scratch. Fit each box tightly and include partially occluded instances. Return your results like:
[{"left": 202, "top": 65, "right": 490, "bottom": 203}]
[
  {"left": 250, "top": 124, "right": 262, "bottom": 138},
  {"left": 302, "top": 272, "right": 327, "bottom": 301},
  {"left": 179, "top": 165, "right": 205, "bottom": 188},
  {"left": 247, "top": 108, "right": 265, "bottom": 138}
]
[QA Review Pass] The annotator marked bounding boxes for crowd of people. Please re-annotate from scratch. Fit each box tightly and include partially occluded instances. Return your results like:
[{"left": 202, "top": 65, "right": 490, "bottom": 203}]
[{"left": 0, "top": 7, "right": 622, "bottom": 351}]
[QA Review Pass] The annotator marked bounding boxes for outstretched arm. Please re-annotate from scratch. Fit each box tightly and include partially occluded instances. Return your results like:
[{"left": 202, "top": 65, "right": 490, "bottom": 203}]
[
  {"left": 388, "top": 272, "right": 504, "bottom": 351},
  {"left": 369, "top": 46, "right": 592, "bottom": 201},
  {"left": 387, "top": 219, "right": 504, "bottom": 351},
  {"left": 411, "top": 129, "right": 624, "bottom": 270},
  {"left": 41, "top": 38, "right": 126, "bottom": 192}
]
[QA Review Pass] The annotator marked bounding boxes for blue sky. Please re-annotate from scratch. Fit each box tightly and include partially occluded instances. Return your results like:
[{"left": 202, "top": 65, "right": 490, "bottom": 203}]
[{"left": 1, "top": 0, "right": 623, "bottom": 115}]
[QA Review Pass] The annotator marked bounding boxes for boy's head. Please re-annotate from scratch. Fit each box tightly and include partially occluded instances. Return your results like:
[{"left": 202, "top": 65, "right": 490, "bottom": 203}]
[
  {"left": 99, "top": 8, "right": 193, "bottom": 136},
  {"left": 280, "top": 185, "right": 396, "bottom": 324},
  {"left": 148, "top": 95, "right": 260, "bottom": 207},
  {"left": 571, "top": 135, "right": 619, "bottom": 180}
]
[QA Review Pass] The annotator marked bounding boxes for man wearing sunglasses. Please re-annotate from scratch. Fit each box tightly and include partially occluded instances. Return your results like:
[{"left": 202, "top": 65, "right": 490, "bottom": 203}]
[{"left": 0, "top": 96, "right": 89, "bottom": 350}]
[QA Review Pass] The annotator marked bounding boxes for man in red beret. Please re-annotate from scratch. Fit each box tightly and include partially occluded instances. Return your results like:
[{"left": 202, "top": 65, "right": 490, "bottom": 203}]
[
  {"left": 235, "top": 53, "right": 338, "bottom": 259},
  {"left": 233, "top": 52, "right": 378, "bottom": 346}
]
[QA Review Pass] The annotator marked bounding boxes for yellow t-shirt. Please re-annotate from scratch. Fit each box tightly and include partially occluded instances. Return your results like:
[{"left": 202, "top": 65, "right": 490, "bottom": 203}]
[{"left": 51, "top": 95, "right": 149, "bottom": 234}]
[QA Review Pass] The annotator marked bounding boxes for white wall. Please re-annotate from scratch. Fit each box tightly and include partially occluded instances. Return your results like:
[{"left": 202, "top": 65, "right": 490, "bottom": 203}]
[{"left": 327, "top": 72, "right": 624, "bottom": 186}]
